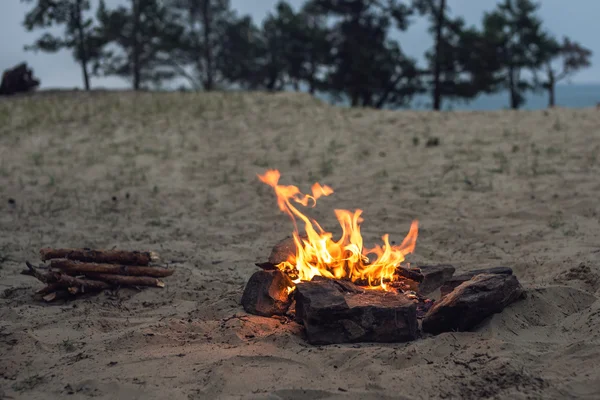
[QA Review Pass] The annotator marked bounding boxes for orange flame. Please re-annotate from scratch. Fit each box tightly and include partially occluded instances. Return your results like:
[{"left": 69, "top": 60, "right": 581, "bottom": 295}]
[{"left": 259, "top": 170, "right": 418, "bottom": 290}]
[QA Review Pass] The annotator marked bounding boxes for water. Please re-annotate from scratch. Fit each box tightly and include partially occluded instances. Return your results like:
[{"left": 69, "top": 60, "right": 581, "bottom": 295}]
[{"left": 317, "top": 83, "right": 600, "bottom": 111}]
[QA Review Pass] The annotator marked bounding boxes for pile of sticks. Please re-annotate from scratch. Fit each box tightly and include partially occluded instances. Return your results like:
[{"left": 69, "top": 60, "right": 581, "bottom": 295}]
[{"left": 22, "top": 248, "right": 175, "bottom": 302}]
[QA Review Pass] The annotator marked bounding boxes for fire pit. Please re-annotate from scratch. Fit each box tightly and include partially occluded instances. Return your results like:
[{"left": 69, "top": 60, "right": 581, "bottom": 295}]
[{"left": 242, "top": 170, "right": 525, "bottom": 344}]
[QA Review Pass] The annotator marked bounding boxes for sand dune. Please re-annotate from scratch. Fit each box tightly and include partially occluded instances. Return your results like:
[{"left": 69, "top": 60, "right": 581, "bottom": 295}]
[{"left": 1, "top": 91, "right": 600, "bottom": 399}]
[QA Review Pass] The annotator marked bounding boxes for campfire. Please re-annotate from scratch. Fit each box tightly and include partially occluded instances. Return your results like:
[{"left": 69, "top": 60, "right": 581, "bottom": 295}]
[
  {"left": 257, "top": 169, "right": 419, "bottom": 291},
  {"left": 242, "top": 170, "right": 526, "bottom": 344}
]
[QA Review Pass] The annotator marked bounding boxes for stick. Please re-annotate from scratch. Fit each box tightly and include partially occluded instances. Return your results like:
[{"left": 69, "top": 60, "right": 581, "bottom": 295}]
[
  {"left": 50, "top": 259, "right": 174, "bottom": 278},
  {"left": 25, "top": 261, "right": 111, "bottom": 292},
  {"left": 82, "top": 273, "right": 165, "bottom": 288},
  {"left": 39, "top": 248, "right": 159, "bottom": 266}
]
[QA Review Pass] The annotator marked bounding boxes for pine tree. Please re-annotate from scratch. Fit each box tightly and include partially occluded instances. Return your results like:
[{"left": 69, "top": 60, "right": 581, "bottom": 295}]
[
  {"left": 22, "top": 0, "right": 101, "bottom": 90},
  {"left": 95, "top": 0, "right": 184, "bottom": 90}
]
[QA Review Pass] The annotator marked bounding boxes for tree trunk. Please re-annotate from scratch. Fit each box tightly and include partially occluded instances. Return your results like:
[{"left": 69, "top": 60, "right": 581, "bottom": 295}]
[
  {"left": 432, "top": 0, "right": 446, "bottom": 111},
  {"left": 508, "top": 66, "right": 519, "bottom": 110},
  {"left": 202, "top": 0, "right": 214, "bottom": 91},
  {"left": 74, "top": 0, "right": 90, "bottom": 91},
  {"left": 547, "top": 68, "right": 556, "bottom": 108},
  {"left": 131, "top": 0, "right": 141, "bottom": 90}
]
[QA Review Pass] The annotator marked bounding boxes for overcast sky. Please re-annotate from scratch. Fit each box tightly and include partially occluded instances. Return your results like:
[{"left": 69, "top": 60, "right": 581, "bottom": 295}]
[{"left": 2, "top": 0, "right": 598, "bottom": 89}]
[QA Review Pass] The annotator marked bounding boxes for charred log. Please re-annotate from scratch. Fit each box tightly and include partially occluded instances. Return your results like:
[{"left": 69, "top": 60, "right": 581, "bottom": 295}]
[
  {"left": 423, "top": 273, "right": 524, "bottom": 335},
  {"left": 439, "top": 266, "right": 513, "bottom": 297},
  {"left": 415, "top": 264, "right": 455, "bottom": 295},
  {"left": 294, "top": 279, "right": 418, "bottom": 344},
  {"left": 241, "top": 270, "right": 295, "bottom": 317}
]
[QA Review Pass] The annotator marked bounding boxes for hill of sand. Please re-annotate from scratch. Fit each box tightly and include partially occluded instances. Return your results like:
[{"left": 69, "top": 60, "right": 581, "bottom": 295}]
[{"left": 1, "top": 91, "right": 600, "bottom": 399}]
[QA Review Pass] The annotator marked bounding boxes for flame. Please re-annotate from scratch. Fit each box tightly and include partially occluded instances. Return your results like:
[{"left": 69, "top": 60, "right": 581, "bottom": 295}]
[{"left": 259, "top": 169, "right": 418, "bottom": 290}]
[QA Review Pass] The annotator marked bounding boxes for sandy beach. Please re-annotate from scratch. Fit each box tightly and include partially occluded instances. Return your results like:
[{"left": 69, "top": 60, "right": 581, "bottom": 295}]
[{"left": 1, "top": 91, "right": 600, "bottom": 399}]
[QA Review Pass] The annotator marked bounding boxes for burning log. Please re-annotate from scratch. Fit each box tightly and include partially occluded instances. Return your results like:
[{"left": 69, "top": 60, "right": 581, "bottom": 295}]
[
  {"left": 414, "top": 264, "right": 456, "bottom": 295},
  {"left": 294, "top": 279, "right": 418, "bottom": 344},
  {"left": 422, "top": 273, "right": 525, "bottom": 335},
  {"left": 40, "top": 248, "right": 159, "bottom": 266},
  {"left": 439, "top": 266, "right": 512, "bottom": 297},
  {"left": 241, "top": 270, "right": 295, "bottom": 317},
  {"left": 50, "top": 259, "right": 174, "bottom": 278}
]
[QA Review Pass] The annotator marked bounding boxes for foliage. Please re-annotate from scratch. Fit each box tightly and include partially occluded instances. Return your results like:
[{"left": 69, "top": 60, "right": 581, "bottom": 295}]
[
  {"left": 94, "top": 0, "right": 184, "bottom": 90},
  {"left": 21, "top": 0, "right": 102, "bottom": 90}
]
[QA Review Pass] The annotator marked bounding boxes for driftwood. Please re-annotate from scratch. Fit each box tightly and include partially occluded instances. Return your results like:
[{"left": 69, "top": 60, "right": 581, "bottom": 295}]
[
  {"left": 422, "top": 273, "right": 525, "bottom": 335},
  {"left": 81, "top": 273, "right": 165, "bottom": 288},
  {"left": 294, "top": 279, "right": 418, "bottom": 344},
  {"left": 24, "top": 262, "right": 111, "bottom": 292},
  {"left": 439, "top": 266, "right": 513, "bottom": 297},
  {"left": 241, "top": 270, "right": 294, "bottom": 317},
  {"left": 50, "top": 259, "right": 174, "bottom": 277},
  {"left": 40, "top": 248, "right": 159, "bottom": 266}
]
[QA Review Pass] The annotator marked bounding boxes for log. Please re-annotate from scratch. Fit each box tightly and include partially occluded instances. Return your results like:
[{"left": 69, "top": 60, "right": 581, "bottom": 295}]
[
  {"left": 241, "top": 270, "right": 295, "bottom": 317},
  {"left": 395, "top": 266, "right": 424, "bottom": 283},
  {"left": 82, "top": 273, "right": 165, "bottom": 288},
  {"left": 422, "top": 273, "right": 525, "bottom": 335},
  {"left": 24, "top": 262, "right": 111, "bottom": 292},
  {"left": 50, "top": 259, "right": 174, "bottom": 277},
  {"left": 414, "top": 264, "right": 456, "bottom": 295},
  {"left": 294, "top": 279, "right": 418, "bottom": 344},
  {"left": 439, "top": 266, "right": 513, "bottom": 297},
  {"left": 39, "top": 248, "right": 159, "bottom": 266}
]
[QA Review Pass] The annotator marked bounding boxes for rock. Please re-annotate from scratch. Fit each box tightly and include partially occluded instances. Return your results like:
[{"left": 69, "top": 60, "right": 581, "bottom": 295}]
[
  {"left": 415, "top": 264, "right": 456, "bottom": 295},
  {"left": 0, "top": 63, "right": 40, "bottom": 96},
  {"left": 295, "top": 279, "right": 418, "bottom": 344},
  {"left": 422, "top": 273, "right": 524, "bottom": 335},
  {"left": 440, "top": 266, "right": 512, "bottom": 297},
  {"left": 241, "top": 270, "right": 294, "bottom": 317}
]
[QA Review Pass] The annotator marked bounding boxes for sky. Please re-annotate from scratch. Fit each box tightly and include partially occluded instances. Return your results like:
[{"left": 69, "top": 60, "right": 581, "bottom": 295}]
[{"left": 2, "top": 0, "right": 599, "bottom": 89}]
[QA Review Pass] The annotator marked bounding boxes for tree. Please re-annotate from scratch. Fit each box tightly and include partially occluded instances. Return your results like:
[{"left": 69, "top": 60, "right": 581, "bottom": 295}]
[
  {"left": 95, "top": 0, "right": 183, "bottom": 90},
  {"left": 474, "top": 0, "right": 554, "bottom": 109},
  {"left": 165, "top": 0, "right": 237, "bottom": 90},
  {"left": 21, "top": 0, "right": 101, "bottom": 90},
  {"left": 309, "top": 0, "right": 422, "bottom": 108},
  {"left": 413, "top": 0, "right": 479, "bottom": 110},
  {"left": 542, "top": 37, "right": 592, "bottom": 107}
]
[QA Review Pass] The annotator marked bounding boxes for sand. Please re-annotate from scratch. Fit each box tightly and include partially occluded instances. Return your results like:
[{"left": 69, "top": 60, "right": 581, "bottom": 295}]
[{"left": 1, "top": 91, "right": 600, "bottom": 399}]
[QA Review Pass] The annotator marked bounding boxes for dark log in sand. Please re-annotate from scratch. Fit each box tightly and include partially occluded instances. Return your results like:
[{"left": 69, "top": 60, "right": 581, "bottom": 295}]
[
  {"left": 50, "top": 259, "right": 174, "bottom": 277},
  {"left": 40, "top": 248, "right": 159, "bottom": 266},
  {"left": 295, "top": 279, "right": 418, "bottom": 344},
  {"left": 82, "top": 273, "right": 165, "bottom": 288},
  {"left": 423, "top": 273, "right": 525, "bottom": 335},
  {"left": 241, "top": 270, "right": 295, "bottom": 317},
  {"left": 415, "top": 264, "right": 456, "bottom": 295},
  {"left": 439, "top": 266, "right": 513, "bottom": 297}
]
